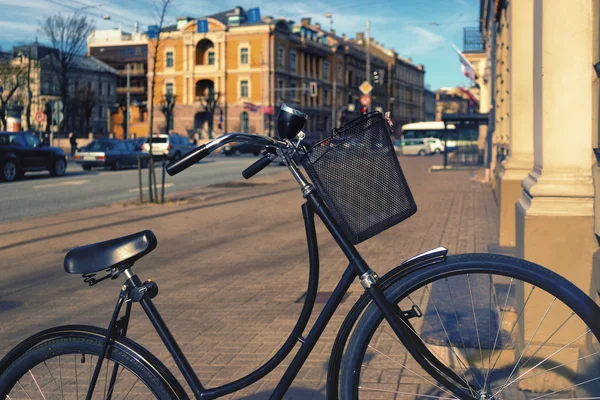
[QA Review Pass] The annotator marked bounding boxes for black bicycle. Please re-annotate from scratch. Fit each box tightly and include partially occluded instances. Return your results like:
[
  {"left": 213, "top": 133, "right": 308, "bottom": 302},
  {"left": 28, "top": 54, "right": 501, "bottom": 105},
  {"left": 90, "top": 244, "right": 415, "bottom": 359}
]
[{"left": 2, "top": 105, "right": 600, "bottom": 400}]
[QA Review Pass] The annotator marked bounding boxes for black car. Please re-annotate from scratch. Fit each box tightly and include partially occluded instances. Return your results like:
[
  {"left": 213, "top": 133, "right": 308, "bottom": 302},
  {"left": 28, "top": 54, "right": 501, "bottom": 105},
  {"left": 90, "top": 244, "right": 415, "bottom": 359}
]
[
  {"left": 222, "top": 142, "right": 263, "bottom": 156},
  {"left": 0, "top": 132, "right": 67, "bottom": 182},
  {"left": 75, "top": 139, "right": 150, "bottom": 171}
]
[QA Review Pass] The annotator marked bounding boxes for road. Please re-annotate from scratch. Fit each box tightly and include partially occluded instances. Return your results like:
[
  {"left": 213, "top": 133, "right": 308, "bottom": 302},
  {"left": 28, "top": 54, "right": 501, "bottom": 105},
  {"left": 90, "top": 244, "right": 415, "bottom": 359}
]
[{"left": 0, "top": 154, "right": 283, "bottom": 222}]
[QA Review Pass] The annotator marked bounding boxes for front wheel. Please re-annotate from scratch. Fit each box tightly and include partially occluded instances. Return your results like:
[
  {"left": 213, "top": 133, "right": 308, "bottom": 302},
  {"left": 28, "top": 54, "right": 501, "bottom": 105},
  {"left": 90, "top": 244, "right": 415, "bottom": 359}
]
[
  {"left": 341, "top": 254, "right": 600, "bottom": 399},
  {"left": 2, "top": 160, "right": 19, "bottom": 182},
  {"left": 50, "top": 158, "right": 66, "bottom": 176},
  {"left": 0, "top": 335, "right": 181, "bottom": 399}
]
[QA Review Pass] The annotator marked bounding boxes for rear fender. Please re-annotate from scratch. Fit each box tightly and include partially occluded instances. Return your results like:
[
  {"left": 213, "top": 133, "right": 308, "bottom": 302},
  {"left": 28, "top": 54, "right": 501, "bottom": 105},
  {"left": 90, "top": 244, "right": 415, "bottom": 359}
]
[{"left": 326, "top": 247, "right": 448, "bottom": 399}]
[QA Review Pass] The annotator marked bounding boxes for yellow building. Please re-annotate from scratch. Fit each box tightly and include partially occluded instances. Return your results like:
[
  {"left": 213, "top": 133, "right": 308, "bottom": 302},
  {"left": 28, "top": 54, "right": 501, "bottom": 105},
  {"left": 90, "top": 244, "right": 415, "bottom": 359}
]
[{"left": 149, "top": 8, "right": 348, "bottom": 141}]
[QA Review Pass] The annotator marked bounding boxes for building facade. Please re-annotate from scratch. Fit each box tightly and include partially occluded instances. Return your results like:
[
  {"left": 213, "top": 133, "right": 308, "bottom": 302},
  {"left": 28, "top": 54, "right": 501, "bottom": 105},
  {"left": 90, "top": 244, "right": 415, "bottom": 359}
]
[
  {"left": 434, "top": 87, "right": 478, "bottom": 121},
  {"left": 423, "top": 88, "right": 436, "bottom": 121},
  {"left": 474, "top": 0, "right": 600, "bottom": 393},
  {"left": 147, "top": 7, "right": 428, "bottom": 141},
  {"left": 10, "top": 43, "right": 117, "bottom": 136},
  {"left": 88, "top": 27, "right": 149, "bottom": 139}
]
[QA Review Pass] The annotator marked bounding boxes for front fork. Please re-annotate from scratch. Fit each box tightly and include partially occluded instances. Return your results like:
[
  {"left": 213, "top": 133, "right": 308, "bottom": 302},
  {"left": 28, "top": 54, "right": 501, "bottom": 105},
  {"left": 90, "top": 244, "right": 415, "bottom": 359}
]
[{"left": 361, "top": 269, "right": 477, "bottom": 400}]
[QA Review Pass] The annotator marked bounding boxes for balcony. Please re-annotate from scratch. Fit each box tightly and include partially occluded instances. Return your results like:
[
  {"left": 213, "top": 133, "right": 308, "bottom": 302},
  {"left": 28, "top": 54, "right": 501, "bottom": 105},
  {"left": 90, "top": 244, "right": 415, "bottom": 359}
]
[{"left": 463, "top": 27, "right": 484, "bottom": 53}]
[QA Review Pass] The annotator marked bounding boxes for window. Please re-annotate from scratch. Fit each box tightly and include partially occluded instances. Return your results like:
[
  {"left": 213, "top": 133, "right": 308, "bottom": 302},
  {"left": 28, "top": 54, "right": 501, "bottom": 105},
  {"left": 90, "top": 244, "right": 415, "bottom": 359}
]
[
  {"left": 240, "top": 48, "right": 249, "bottom": 65},
  {"left": 240, "top": 111, "right": 249, "bottom": 133},
  {"left": 98, "top": 105, "right": 103, "bottom": 119},
  {"left": 208, "top": 51, "right": 215, "bottom": 65},
  {"left": 240, "top": 80, "right": 249, "bottom": 98},
  {"left": 290, "top": 83, "right": 297, "bottom": 99},
  {"left": 324, "top": 89, "right": 329, "bottom": 105},
  {"left": 88, "top": 81, "right": 92, "bottom": 91},
  {"left": 323, "top": 62, "right": 329, "bottom": 80},
  {"left": 278, "top": 46, "right": 284, "bottom": 67},
  {"left": 166, "top": 83, "right": 174, "bottom": 96},
  {"left": 99, "top": 82, "right": 103, "bottom": 95},
  {"left": 290, "top": 51, "right": 296, "bottom": 71},
  {"left": 278, "top": 79, "right": 284, "bottom": 99},
  {"left": 108, "top": 83, "right": 112, "bottom": 95},
  {"left": 337, "top": 64, "right": 342, "bottom": 80},
  {"left": 166, "top": 51, "right": 174, "bottom": 68}
]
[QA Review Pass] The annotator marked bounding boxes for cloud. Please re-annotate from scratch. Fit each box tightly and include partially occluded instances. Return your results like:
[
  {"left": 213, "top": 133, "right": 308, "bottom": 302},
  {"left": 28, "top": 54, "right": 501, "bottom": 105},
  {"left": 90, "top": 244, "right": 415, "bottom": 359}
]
[{"left": 396, "top": 25, "right": 446, "bottom": 56}]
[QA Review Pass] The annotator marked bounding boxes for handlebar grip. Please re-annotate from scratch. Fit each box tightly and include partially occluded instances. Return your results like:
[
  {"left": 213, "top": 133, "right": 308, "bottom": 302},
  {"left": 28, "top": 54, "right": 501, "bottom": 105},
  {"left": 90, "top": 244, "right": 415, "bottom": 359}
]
[
  {"left": 166, "top": 145, "right": 210, "bottom": 176},
  {"left": 242, "top": 155, "right": 273, "bottom": 179}
]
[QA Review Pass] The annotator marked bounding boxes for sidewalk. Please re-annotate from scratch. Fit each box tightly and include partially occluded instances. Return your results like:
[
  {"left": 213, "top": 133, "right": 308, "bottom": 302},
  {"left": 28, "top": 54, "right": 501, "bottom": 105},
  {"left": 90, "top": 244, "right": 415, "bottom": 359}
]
[{"left": 0, "top": 155, "right": 498, "bottom": 399}]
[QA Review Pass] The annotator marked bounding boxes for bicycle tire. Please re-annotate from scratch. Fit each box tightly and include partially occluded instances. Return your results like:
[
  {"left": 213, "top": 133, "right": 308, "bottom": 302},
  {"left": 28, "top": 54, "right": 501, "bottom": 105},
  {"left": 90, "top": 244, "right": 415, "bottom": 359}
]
[
  {"left": 340, "top": 253, "right": 600, "bottom": 399},
  {"left": 0, "top": 334, "right": 182, "bottom": 400}
]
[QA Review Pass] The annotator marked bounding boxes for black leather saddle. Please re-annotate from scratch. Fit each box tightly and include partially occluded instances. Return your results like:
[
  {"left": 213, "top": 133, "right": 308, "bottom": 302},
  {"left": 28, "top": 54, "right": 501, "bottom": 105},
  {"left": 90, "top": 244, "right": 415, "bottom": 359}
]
[{"left": 64, "top": 230, "right": 157, "bottom": 274}]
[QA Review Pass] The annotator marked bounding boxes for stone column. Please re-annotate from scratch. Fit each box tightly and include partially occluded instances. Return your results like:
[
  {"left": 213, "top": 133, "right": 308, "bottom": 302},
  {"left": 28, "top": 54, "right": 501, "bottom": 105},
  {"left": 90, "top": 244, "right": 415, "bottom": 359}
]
[
  {"left": 497, "top": 0, "right": 534, "bottom": 247},
  {"left": 515, "top": 0, "right": 597, "bottom": 390}
]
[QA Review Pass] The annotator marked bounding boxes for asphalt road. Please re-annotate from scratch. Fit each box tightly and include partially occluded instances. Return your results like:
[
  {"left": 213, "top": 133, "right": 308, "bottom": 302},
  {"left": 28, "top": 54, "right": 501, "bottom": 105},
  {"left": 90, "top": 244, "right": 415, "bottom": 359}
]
[{"left": 0, "top": 154, "right": 284, "bottom": 222}]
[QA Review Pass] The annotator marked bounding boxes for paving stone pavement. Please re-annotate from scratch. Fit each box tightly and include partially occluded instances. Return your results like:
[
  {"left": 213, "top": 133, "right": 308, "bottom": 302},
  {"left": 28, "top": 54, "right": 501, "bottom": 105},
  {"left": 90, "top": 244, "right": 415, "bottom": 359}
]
[{"left": 0, "top": 155, "right": 499, "bottom": 399}]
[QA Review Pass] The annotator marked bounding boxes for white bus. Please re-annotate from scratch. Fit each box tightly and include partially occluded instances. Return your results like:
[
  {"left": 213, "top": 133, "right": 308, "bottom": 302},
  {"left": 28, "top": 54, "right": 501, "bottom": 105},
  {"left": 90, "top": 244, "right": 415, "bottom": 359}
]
[{"left": 401, "top": 121, "right": 478, "bottom": 151}]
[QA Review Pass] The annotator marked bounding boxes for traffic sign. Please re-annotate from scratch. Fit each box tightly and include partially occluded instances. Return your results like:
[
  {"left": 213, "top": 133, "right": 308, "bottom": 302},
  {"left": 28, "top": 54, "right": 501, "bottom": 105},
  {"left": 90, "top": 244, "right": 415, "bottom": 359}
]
[
  {"left": 148, "top": 25, "right": 159, "bottom": 39},
  {"left": 360, "top": 95, "right": 371, "bottom": 107},
  {"left": 359, "top": 80, "right": 373, "bottom": 95},
  {"left": 35, "top": 111, "right": 46, "bottom": 124},
  {"left": 309, "top": 82, "right": 318, "bottom": 97}
]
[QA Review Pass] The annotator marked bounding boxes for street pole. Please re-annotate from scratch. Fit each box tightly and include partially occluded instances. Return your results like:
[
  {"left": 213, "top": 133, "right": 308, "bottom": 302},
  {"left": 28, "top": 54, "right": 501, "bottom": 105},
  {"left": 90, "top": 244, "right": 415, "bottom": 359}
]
[
  {"left": 260, "top": 56, "right": 265, "bottom": 135},
  {"left": 332, "top": 79, "right": 336, "bottom": 130},
  {"left": 126, "top": 63, "right": 130, "bottom": 140},
  {"left": 366, "top": 19, "right": 371, "bottom": 112}
]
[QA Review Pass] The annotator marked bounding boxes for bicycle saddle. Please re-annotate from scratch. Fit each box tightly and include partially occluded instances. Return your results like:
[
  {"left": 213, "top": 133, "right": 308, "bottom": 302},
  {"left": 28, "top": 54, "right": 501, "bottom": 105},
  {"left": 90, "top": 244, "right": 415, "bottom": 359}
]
[{"left": 64, "top": 230, "right": 157, "bottom": 274}]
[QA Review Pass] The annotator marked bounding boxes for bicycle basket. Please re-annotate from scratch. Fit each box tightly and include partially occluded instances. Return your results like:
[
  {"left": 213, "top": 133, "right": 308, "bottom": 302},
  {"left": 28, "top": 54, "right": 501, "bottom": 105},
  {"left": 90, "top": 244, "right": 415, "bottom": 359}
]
[{"left": 301, "top": 112, "right": 417, "bottom": 245}]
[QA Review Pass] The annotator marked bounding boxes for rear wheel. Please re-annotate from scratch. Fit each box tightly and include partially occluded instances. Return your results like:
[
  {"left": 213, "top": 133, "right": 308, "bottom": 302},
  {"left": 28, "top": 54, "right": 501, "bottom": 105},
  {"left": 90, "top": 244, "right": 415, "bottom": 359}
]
[
  {"left": 50, "top": 158, "right": 66, "bottom": 177},
  {"left": 341, "top": 254, "right": 600, "bottom": 399},
  {"left": 418, "top": 149, "right": 426, "bottom": 156},
  {"left": 0, "top": 336, "right": 180, "bottom": 399},
  {"left": 112, "top": 159, "right": 122, "bottom": 171},
  {"left": 234, "top": 150, "right": 241, "bottom": 156}
]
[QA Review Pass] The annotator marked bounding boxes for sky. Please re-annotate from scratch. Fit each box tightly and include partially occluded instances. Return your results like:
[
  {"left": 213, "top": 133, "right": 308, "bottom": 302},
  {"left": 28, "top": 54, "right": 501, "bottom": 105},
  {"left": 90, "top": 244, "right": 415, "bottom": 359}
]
[{"left": 0, "top": 0, "right": 480, "bottom": 90}]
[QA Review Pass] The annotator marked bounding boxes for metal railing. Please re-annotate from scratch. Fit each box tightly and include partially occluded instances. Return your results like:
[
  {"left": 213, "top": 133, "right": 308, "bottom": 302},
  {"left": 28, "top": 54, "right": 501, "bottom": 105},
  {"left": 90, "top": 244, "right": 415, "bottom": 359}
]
[{"left": 463, "top": 27, "right": 484, "bottom": 53}]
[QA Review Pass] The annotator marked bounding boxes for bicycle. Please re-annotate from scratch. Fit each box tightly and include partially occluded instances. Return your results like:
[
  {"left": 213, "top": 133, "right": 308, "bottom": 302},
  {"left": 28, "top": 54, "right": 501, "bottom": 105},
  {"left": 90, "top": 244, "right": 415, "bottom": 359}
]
[{"left": 1, "top": 105, "right": 599, "bottom": 400}]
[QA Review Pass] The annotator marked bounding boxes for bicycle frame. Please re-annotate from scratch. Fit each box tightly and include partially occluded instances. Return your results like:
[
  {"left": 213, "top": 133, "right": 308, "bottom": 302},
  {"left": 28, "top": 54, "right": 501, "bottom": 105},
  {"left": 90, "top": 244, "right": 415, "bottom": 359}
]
[{"left": 89, "top": 140, "right": 472, "bottom": 400}]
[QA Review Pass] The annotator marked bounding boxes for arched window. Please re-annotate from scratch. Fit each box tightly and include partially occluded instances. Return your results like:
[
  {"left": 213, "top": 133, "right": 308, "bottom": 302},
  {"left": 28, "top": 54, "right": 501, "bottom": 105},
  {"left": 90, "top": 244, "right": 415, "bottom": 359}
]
[{"left": 196, "top": 39, "right": 215, "bottom": 66}]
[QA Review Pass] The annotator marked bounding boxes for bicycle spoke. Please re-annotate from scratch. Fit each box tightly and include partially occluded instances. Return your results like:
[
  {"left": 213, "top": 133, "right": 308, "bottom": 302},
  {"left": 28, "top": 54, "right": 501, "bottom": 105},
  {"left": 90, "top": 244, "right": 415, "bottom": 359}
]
[
  {"left": 423, "top": 284, "right": 478, "bottom": 396},
  {"left": 121, "top": 375, "right": 139, "bottom": 400},
  {"left": 58, "top": 355, "right": 63, "bottom": 400},
  {"left": 488, "top": 285, "right": 536, "bottom": 375},
  {"left": 16, "top": 381, "right": 33, "bottom": 400},
  {"left": 74, "top": 354, "right": 78, "bottom": 400},
  {"left": 484, "top": 277, "right": 513, "bottom": 386},
  {"left": 103, "top": 360, "right": 109, "bottom": 399},
  {"left": 358, "top": 386, "right": 458, "bottom": 399},
  {"left": 43, "top": 360, "right": 66, "bottom": 400},
  {"left": 105, "top": 366, "right": 126, "bottom": 400},
  {"left": 467, "top": 274, "right": 486, "bottom": 387},
  {"left": 497, "top": 296, "right": 557, "bottom": 396},
  {"left": 495, "top": 328, "right": 591, "bottom": 397},
  {"left": 366, "top": 343, "right": 456, "bottom": 398},
  {"left": 445, "top": 277, "right": 483, "bottom": 390},
  {"left": 530, "top": 376, "right": 600, "bottom": 400},
  {"left": 27, "top": 370, "right": 46, "bottom": 400},
  {"left": 515, "top": 351, "right": 599, "bottom": 385}
]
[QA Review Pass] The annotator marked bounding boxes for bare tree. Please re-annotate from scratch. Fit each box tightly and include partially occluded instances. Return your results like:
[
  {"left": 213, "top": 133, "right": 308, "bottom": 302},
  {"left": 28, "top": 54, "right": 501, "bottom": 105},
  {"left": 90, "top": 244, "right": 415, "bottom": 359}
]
[
  {"left": 41, "top": 13, "right": 94, "bottom": 136},
  {"left": 199, "top": 87, "right": 220, "bottom": 139},
  {"left": 146, "top": 0, "right": 173, "bottom": 203},
  {"left": 159, "top": 94, "right": 176, "bottom": 134},
  {"left": 0, "top": 59, "right": 24, "bottom": 131},
  {"left": 70, "top": 87, "right": 96, "bottom": 137}
]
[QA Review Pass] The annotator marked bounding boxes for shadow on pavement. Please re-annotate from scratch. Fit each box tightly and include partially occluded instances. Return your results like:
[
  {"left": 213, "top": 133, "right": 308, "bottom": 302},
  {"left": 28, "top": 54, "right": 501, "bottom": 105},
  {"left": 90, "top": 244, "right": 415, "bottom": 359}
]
[{"left": 235, "top": 387, "right": 325, "bottom": 400}]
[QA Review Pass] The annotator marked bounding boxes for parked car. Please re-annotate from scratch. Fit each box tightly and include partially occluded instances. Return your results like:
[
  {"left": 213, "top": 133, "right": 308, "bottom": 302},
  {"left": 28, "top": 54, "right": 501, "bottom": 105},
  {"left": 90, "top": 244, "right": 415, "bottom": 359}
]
[
  {"left": 425, "top": 138, "right": 445, "bottom": 154},
  {"left": 74, "top": 139, "right": 149, "bottom": 171},
  {"left": 222, "top": 142, "right": 263, "bottom": 156},
  {"left": 393, "top": 138, "right": 436, "bottom": 156},
  {"left": 0, "top": 131, "right": 67, "bottom": 182},
  {"left": 141, "top": 134, "right": 194, "bottom": 160}
]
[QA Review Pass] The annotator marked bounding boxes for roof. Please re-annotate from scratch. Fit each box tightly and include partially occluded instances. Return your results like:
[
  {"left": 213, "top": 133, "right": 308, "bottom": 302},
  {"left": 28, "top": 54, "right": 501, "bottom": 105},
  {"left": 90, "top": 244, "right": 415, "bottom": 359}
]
[
  {"left": 13, "top": 42, "right": 58, "bottom": 60},
  {"left": 402, "top": 121, "right": 455, "bottom": 130},
  {"left": 161, "top": 6, "right": 269, "bottom": 32},
  {"left": 38, "top": 53, "right": 118, "bottom": 75},
  {"left": 441, "top": 113, "right": 489, "bottom": 125}
]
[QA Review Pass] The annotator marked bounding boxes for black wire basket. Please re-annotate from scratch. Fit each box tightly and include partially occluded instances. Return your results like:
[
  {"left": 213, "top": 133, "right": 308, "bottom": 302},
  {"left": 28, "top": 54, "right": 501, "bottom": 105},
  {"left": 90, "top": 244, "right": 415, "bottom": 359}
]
[{"left": 301, "top": 112, "right": 417, "bottom": 245}]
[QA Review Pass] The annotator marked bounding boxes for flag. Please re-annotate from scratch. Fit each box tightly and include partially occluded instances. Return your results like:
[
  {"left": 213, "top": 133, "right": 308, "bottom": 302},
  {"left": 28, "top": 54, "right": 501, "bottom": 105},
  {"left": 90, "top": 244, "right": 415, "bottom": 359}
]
[
  {"left": 451, "top": 43, "right": 477, "bottom": 82},
  {"left": 243, "top": 102, "right": 260, "bottom": 112},
  {"left": 458, "top": 86, "right": 479, "bottom": 107}
]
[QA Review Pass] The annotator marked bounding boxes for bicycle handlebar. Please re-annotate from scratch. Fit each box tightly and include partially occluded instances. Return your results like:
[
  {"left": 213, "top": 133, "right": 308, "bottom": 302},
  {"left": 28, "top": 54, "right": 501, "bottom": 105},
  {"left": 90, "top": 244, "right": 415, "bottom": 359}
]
[
  {"left": 242, "top": 154, "right": 273, "bottom": 179},
  {"left": 166, "top": 133, "right": 288, "bottom": 176}
]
